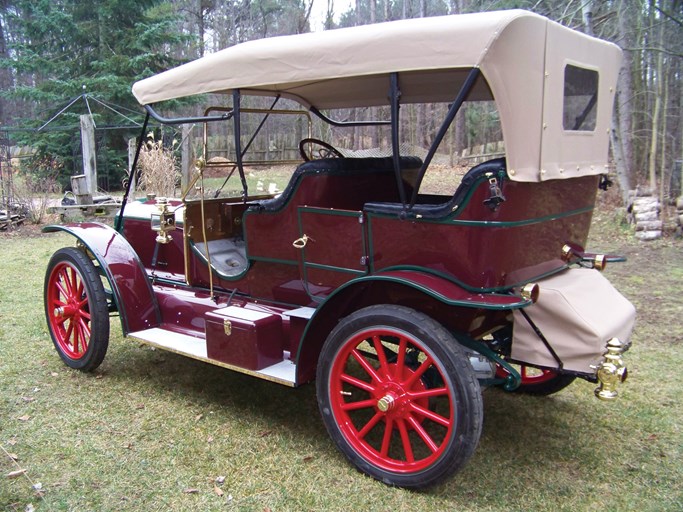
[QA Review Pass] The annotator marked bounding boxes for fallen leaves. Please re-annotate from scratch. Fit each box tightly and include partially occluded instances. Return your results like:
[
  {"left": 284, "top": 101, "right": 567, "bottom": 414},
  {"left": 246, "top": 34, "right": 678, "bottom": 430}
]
[
  {"left": 183, "top": 488, "right": 199, "bottom": 494},
  {"left": 6, "top": 469, "right": 27, "bottom": 479},
  {"left": 213, "top": 485, "right": 224, "bottom": 497},
  {"left": 17, "top": 415, "right": 30, "bottom": 422}
]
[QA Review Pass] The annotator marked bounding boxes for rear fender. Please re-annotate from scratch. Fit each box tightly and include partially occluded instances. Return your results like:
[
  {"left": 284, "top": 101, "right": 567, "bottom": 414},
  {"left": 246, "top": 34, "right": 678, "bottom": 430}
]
[
  {"left": 43, "top": 222, "right": 161, "bottom": 334},
  {"left": 294, "top": 269, "right": 529, "bottom": 384}
]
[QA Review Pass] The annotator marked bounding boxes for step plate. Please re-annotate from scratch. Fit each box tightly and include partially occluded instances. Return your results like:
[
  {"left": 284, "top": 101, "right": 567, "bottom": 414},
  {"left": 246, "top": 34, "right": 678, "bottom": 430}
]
[{"left": 128, "top": 328, "right": 296, "bottom": 387}]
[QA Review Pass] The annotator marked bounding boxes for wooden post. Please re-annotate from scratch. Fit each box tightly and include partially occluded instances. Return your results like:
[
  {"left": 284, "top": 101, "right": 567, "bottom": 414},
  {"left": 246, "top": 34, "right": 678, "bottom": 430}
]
[
  {"left": 181, "top": 124, "right": 193, "bottom": 193},
  {"left": 80, "top": 114, "right": 97, "bottom": 195},
  {"left": 128, "top": 137, "right": 137, "bottom": 200},
  {"left": 71, "top": 174, "right": 92, "bottom": 205}
]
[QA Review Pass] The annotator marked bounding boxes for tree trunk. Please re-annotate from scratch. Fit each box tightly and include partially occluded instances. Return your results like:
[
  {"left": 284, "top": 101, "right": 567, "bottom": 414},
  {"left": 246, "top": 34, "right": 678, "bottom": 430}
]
[
  {"left": 581, "top": 1, "right": 594, "bottom": 36},
  {"left": 611, "top": 0, "right": 635, "bottom": 203},
  {"left": 0, "top": 1, "right": 9, "bottom": 125},
  {"left": 648, "top": 10, "right": 664, "bottom": 192}
]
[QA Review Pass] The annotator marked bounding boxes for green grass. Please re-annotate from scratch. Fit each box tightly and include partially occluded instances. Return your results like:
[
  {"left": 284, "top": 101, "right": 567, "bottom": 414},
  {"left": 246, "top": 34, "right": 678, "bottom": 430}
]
[{"left": 1, "top": 208, "right": 682, "bottom": 511}]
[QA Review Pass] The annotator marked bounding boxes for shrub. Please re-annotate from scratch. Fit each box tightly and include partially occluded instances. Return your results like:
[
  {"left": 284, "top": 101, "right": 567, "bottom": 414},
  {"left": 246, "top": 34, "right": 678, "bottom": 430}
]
[{"left": 137, "top": 133, "right": 179, "bottom": 198}]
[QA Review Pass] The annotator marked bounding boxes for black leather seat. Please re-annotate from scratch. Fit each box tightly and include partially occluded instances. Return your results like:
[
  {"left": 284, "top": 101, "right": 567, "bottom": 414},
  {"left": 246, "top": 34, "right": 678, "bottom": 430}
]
[
  {"left": 363, "top": 158, "right": 506, "bottom": 219},
  {"left": 251, "top": 156, "right": 423, "bottom": 213}
]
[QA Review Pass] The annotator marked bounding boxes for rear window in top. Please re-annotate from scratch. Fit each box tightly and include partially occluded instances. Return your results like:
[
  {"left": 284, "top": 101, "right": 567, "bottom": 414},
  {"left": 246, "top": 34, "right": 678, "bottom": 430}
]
[{"left": 563, "top": 64, "right": 599, "bottom": 131}]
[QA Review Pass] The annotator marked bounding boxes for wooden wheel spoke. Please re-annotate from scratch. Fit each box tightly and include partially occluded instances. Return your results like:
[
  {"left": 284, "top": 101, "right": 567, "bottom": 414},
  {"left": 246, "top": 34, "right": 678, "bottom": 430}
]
[
  {"left": 64, "top": 321, "right": 74, "bottom": 345},
  {"left": 403, "top": 355, "right": 435, "bottom": 387},
  {"left": 350, "top": 348, "right": 382, "bottom": 383},
  {"left": 406, "top": 414, "right": 439, "bottom": 453},
  {"left": 69, "top": 268, "right": 78, "bottom": 297},
  {"left": 56, "top": 278, "right": 70, "bottom": 299},
  {"left": 407, "top": 386, "right": 449, "bottom": 400},
  {"left": 409, "top": 402, "right": 451, "bottom": 428},
  {"left": 78, "top": 317, "right": 91, "bottom": 340},
  {"left": 341, "top": 398, "right": 376, "bottom": 411},
  {"left": 396, "top": 418, "right": 415, "bottom": 463},
  {"left": 76, "top": 280, "right": 84, "bottom": 299},
  {"left": 77, "top": 321, "right": 89, "bottom": 353},
  {"left": 372, "top": 335, "right": 391, "bottom": 378},
  {"left": 380, "top": 417, "right": 393, "bottom": 457},
  {"left": 357, "top": 411, "right": 383, "bottom": 439},
  {"left": 394, "top": 337, "right": 408, "bottom": 380},
  {"left": 340, "top": 372, "right": 376, "bottom": 393}
]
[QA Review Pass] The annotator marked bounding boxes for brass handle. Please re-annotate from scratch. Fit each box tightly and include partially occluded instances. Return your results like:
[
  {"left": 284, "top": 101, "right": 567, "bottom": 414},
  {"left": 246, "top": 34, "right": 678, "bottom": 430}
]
[{"left": 292, "top": 234, "right": 313, "bottom": 249}]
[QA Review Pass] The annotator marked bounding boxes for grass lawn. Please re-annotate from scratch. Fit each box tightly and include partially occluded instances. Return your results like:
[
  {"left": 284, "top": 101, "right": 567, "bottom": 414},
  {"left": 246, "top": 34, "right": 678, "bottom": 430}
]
[{"left": 1, "top": 201, "right": 682, "bottom": 511}]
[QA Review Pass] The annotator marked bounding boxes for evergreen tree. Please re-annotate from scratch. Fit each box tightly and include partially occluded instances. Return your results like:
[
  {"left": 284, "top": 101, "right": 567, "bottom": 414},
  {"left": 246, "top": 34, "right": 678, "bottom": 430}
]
[{"left": 1, "top": 0, "right": 187, "bottom": 188}]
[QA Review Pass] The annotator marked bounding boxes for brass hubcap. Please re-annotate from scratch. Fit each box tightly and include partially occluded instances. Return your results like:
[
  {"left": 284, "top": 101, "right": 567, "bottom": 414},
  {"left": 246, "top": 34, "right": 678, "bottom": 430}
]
[{"left": 377, "top": 394, "right": 395, "bottom": 412}]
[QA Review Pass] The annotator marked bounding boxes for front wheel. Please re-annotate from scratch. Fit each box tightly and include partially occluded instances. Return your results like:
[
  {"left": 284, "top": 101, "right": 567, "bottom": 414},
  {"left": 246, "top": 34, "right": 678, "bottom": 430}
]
[
  {"left": 44, "top": 247, "right": 109, "bottom": 371},
  {"left": 316, "top": 305, "right": 483, "bottom": 488}
]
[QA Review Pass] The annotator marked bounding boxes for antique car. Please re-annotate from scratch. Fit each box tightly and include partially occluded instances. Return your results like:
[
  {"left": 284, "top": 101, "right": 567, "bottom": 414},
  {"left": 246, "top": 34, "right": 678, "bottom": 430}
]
[{"left": 43, "top": 10, "right": 635, "bottom": 488}]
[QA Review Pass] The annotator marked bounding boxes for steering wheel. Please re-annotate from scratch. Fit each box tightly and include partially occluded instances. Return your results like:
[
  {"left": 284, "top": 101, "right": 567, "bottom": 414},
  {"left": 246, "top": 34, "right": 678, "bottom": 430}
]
[{"left": 299, "top": 138, "right": 344, "bottom": 162}]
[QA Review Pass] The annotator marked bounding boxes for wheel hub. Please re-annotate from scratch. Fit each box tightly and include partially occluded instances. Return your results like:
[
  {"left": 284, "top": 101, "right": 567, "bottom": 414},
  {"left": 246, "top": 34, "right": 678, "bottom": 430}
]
[
  {"left": 55, "top": 303, "right": 78, "bottom": 319},
  {"left": 376, "top": 394, "right": 395, "bottom": 412}
]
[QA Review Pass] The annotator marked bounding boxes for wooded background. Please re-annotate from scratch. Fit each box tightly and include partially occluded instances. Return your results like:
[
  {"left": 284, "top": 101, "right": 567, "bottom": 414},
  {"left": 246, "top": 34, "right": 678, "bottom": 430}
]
[{"left": 0, "top": 0, "right": 681, "bottom": 203}]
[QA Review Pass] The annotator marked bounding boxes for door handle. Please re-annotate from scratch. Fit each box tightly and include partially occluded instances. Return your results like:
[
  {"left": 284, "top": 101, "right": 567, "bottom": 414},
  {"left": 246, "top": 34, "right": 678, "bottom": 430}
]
[{"left": 292, "top": 234, "right": 314, "bottom": 249}]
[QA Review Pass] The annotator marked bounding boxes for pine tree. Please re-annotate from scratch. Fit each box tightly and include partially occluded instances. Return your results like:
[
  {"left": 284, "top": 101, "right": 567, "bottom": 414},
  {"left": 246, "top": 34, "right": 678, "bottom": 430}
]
[{"left": 1, "top": 0, "right": 187, "bottom": 187}]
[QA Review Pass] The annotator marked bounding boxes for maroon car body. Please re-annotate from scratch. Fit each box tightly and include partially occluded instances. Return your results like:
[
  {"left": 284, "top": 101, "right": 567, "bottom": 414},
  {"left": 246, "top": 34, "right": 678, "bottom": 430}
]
[{"left": 43, "top": 10, "right": 635, "bottom": 488}]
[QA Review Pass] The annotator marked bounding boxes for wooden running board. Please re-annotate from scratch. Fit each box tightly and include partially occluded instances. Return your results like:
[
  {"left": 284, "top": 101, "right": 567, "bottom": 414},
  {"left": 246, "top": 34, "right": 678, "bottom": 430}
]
[{"left": 127, "top": 327, "right": 297, "bottom": 387}]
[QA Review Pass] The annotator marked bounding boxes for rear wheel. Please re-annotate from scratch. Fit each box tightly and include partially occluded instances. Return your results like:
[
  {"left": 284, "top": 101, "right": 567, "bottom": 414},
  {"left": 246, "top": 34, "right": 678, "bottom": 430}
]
[
  {"left": 496, "top": 364, "right": 576, "bottom": 395},
  {"left": 44, "top": 247, "right": 109, "bottom": 371},
  {"left": 316, "top": 305, "right": 482, "bottom": 488}
]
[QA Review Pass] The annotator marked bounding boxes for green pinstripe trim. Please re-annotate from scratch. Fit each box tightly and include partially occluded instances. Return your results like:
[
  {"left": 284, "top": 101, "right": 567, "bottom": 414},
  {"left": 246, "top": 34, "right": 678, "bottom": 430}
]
[
  {"left": 248, "top": 255, "right": 299, "bottom": 266},
  {"left": 304, "top": 261, "right": 366, "bottom": 275},
  {"left": 298, "top": 206, "right": 363, "bottom": 217},
  {"left": 367, "top": 203, "right": 593, "bottom": 227},
  {"left": 328, "top": 272, "right": 528, "bottom": 311},
  {"left": 448, "top": 205, "right": 594, "bottom": 227},
  {"left": 379, "top": 264, "right": 570, "bottom": 294}
]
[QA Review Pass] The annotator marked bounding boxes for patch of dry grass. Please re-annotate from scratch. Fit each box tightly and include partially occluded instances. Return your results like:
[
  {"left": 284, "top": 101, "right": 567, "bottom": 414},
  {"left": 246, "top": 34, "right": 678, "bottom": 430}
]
[{"left": 0, "top": 203, "right": 682, "bottom": 511}]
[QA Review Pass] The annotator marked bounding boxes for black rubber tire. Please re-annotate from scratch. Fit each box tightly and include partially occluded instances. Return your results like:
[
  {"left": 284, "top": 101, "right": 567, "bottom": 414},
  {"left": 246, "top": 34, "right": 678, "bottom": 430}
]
[
  {"left": 44, "top": 247, "right": 109, "bottom": 372},
  {"left": 515, "top": 373, "right": 576, "bottom": 396},
  {"left": 316, "top": 305, "right": 483, "bottom": 489}
]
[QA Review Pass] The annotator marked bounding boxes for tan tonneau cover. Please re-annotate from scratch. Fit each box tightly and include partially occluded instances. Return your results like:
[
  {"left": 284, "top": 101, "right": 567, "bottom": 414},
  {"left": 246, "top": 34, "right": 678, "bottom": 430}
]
[
  {"left": 512, "top": 269, "right": 636, "bottom": 374},
  {"left": 132, "top": 10, "right": 622, "bottom": 183}
]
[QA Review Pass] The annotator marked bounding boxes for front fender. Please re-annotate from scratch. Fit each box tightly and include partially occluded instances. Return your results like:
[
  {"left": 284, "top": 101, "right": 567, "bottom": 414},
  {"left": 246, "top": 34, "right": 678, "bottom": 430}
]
[
  {"left": 43, "top": 222, "right": 160, "bottom": 334},
  {"left": 294, "top": 269, "right": 529, "bottom": 384}
]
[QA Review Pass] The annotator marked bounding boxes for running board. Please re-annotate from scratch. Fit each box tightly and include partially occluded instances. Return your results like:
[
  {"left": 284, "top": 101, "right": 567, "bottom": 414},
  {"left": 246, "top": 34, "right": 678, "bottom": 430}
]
[{"left": 127, "top": 328, "right": 297, "bottom": 387}]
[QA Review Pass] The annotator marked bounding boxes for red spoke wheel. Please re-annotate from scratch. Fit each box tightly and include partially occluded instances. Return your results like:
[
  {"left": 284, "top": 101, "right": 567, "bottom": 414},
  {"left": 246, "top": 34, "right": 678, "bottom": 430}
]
[
  {"left": 317, "top": 305, "right": 482, "bottom": 488},
  {"left": 44, "top": 247, "right": 109, "bottom": 371},
  {"left": 495, "top": 364, "right": 576, "bottom": 395}
]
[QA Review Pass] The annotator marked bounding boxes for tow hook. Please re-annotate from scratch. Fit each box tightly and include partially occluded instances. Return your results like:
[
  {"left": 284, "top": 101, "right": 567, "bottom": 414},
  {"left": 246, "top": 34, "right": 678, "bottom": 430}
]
[{"left": 593, "top": 338, "right": 629, "bottom": 401}]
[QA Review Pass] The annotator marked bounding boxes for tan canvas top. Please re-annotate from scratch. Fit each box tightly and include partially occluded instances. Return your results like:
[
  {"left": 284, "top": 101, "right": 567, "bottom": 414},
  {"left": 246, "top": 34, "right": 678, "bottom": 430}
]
[{"left": 132, "top": 10, "right": 622, "bottom": 183}]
